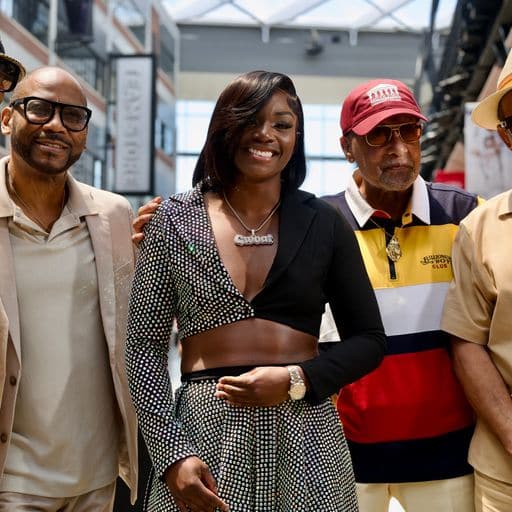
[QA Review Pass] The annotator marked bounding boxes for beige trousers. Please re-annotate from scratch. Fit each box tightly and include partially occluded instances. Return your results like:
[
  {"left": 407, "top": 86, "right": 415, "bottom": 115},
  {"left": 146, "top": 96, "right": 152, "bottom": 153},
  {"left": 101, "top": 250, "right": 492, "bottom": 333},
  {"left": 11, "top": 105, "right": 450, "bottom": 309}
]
[
  {"left": 357, "top": 474, "right": 475, "bottom": 512},
  {"left": 475, "top": 470, "right": 512, "bottom": 512},
  {"left": 0, "top": 481, "right": 116, "bottom": 512}
]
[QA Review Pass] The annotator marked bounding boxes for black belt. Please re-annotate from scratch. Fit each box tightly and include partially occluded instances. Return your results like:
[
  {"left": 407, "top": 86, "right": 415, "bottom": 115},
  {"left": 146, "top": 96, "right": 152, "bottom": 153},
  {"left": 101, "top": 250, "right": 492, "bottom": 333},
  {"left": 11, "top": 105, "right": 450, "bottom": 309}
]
[{"left": 181, "top": 363, "right": 298, "bottom": 382}]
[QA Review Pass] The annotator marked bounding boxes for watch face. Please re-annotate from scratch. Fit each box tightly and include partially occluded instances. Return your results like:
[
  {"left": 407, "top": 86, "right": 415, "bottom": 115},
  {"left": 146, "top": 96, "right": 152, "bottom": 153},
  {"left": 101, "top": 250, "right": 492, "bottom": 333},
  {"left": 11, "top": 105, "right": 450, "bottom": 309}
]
[{"left": 289, "top": 382, "right": 306, "bottom": 400}]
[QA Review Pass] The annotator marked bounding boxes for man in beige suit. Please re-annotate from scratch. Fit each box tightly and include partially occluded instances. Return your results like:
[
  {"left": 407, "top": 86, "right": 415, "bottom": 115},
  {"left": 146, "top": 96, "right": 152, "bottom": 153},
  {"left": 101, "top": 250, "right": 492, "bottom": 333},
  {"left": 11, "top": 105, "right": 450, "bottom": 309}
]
[{"left": 0, "top": 66, "right": 138, "bottom": 510}]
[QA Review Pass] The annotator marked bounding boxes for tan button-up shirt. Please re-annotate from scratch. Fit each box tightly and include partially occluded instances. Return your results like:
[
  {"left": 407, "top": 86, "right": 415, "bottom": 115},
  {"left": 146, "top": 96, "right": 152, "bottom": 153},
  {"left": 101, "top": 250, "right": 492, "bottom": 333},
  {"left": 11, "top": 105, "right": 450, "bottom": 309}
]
[{"left": 442, "top": 190, "right": 512, "bottom": 482}]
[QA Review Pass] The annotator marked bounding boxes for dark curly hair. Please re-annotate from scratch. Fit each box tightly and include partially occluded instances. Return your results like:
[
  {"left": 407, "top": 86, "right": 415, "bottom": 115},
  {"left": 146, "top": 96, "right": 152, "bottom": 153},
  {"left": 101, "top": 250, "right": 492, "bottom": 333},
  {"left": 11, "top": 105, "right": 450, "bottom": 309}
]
[{"left": 192, "top": 70, "right": 306, "bottom": 193}]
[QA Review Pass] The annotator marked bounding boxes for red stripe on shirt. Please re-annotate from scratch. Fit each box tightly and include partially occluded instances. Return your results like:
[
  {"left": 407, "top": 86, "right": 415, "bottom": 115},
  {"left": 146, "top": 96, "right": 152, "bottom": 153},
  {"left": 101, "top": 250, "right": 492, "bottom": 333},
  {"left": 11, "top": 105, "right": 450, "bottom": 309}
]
[{"left": 337, "top": 348, "right": 474, "bottom": 443}]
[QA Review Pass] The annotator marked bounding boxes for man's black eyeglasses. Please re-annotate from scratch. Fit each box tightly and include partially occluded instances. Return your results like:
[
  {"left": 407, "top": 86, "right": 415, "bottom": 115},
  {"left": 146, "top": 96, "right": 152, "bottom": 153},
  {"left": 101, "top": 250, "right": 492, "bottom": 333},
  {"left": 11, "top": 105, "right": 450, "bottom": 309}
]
[
  {"left": 10, "top": 96, "right": 92, "bottom": 132},
  {"left": 0, "top": 57, "right": 22, "bottom": 93}
]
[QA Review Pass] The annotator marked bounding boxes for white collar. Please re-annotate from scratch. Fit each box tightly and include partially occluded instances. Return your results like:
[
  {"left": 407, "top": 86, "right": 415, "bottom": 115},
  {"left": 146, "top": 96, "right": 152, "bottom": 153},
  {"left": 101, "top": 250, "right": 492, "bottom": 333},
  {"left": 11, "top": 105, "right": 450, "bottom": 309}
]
[{"left": 345, "top": 170, "right": 431, "bottom": 227}]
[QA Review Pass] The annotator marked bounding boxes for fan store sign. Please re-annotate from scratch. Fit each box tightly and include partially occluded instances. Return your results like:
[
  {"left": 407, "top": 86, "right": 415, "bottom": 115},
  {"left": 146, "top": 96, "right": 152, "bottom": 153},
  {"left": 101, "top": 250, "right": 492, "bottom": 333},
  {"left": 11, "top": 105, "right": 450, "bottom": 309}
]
[{"left": 115, "top": 55, "right": 154, "bottom": 194}]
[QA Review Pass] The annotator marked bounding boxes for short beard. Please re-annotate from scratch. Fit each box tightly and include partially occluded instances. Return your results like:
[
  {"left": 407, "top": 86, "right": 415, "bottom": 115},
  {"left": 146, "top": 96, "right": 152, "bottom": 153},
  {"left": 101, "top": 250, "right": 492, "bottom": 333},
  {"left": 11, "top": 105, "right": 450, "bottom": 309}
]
[
  {"left": 379, "top": 169, "right": 417, "bottom": 191},
  {"left": 10, "top": 126, "right": 80, "bottom": 175}
]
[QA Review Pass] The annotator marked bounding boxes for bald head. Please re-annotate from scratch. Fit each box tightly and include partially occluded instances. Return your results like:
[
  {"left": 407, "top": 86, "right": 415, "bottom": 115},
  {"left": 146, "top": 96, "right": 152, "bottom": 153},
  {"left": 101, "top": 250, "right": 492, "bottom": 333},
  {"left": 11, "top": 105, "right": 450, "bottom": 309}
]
[
  {"left": 12, "top": 66, "right": 87, "bottom": 107},
  {"left": 2, "top": 65, "right": 89, "bottom": 177}
]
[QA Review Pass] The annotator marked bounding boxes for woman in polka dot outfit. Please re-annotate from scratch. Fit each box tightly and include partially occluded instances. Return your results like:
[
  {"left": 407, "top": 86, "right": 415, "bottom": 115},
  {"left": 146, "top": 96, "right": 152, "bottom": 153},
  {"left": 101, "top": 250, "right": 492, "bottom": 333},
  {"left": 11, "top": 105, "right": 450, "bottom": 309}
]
[{"left": 126, "top": 70, "right": 386, "bottom": 512}]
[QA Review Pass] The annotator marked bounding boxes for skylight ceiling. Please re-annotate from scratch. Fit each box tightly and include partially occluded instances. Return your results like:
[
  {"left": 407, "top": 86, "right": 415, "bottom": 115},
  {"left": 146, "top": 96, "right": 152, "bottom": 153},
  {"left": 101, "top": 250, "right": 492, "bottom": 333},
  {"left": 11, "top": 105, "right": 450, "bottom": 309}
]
[{"left": 164, "top": 0, "right": 457, "bottom": 31}]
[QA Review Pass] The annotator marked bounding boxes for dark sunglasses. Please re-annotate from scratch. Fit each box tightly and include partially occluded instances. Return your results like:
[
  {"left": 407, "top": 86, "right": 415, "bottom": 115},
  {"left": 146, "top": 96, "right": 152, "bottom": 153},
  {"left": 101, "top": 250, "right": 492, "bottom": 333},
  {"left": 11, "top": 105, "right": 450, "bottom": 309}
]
[
  {"left": 365, "top": 122, "right": 423, "bottom": 147},
  {"left": 497, "top": 116, "right": 512, "bottom": 149},
  {"left": 10, "top": 96, "right": 92, "bottom": 132},
  {"left": 0, "top": 58, "right": 22, "bottom": 93}
]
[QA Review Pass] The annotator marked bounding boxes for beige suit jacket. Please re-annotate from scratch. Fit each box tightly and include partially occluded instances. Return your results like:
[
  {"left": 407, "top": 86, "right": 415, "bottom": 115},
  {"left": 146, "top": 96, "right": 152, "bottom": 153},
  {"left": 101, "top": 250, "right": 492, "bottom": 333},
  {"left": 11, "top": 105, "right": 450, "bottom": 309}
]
[{"left": 0, "top": 157, "right": 138, "bottom": 502}]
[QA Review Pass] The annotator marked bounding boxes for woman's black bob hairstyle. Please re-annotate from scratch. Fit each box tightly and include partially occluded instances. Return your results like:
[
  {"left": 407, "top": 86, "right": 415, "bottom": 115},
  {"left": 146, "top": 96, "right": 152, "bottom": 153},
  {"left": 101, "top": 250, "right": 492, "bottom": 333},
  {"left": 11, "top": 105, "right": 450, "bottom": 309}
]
[{"left": 192, "top": 70, "right": 306, "bottom": 193}]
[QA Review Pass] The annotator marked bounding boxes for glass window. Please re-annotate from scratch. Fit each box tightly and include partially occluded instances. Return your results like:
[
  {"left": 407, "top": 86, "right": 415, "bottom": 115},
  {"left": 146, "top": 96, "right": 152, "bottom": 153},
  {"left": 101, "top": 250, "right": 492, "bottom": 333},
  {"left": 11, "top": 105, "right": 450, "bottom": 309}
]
[
  {"left": 303, "top": 159, "right": 354, "bottom": 197},
  {"left": 177, "top": 101, "right": 214, "bottom": 154},
  {"left": 176, "top": 155, "right": 198, "bottom": 193},
  {"left": 156, "top": 101, "right": 176, "bottom": 155},
  {"left": 303, "top": 104, "right": 340, "bottom": 158}
]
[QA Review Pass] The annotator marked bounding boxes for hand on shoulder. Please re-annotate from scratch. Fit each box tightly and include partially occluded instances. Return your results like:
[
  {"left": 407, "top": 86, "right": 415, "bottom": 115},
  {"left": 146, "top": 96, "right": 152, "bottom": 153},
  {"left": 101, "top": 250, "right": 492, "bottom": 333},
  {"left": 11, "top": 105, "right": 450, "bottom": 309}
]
[{"left": 132, "top": 196, "right": 162, "bottom": 245}]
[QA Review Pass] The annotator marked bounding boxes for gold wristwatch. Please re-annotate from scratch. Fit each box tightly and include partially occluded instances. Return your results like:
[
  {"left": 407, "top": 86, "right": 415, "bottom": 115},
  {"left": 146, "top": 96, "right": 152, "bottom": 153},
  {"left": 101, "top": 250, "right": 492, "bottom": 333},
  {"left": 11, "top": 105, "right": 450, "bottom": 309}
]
[{"left": 287, "top": 365, "right": 306, "bottom": 400}]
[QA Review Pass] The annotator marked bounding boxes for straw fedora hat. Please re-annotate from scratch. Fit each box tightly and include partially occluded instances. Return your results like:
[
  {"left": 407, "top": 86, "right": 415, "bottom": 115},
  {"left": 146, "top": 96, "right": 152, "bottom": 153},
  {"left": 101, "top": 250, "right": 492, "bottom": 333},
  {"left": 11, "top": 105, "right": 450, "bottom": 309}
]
[
  {"left": 0, "top": 38, "right": 25, "bottom": 82},
  {"left": 472, "top": 51, "right": 512, "bottom": 129},
  {"left": 0, "top": 53, "right": 26, "bottom": 79}
]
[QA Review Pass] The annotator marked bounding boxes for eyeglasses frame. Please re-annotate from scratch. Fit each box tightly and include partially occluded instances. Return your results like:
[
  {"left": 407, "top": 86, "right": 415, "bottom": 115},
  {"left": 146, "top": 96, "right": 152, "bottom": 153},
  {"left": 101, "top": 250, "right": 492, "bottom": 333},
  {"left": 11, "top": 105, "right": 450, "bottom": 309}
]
[
  {"left": 497, "top": 117, "right": 512, "bottom": 149},
  {"left": 9, "top": 96, "right": 92, "bottom": 132},
  {"left": 364, "top": 121, "right": 423, "bottom": 147}
]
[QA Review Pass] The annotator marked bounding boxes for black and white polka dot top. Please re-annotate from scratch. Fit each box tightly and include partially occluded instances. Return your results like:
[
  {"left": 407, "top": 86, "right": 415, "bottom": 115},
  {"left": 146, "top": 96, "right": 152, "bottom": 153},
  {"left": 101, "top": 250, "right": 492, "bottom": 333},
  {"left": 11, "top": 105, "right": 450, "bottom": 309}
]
[{"left": 137, "top": 184, "right": 255, "bottom": 339}]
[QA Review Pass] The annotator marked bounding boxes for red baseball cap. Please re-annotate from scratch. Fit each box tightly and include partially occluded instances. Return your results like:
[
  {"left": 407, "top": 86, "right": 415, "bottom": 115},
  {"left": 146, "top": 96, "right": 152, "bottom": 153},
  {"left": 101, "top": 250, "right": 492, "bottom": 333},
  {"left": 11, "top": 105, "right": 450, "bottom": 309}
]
[{"left": 341, "top": 79, "right": 427, "bottom": 135}]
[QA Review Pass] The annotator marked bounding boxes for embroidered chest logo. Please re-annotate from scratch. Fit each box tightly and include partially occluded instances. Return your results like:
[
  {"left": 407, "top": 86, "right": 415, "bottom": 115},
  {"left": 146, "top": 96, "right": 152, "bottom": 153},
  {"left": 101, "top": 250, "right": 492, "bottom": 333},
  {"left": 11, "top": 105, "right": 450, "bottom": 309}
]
[
  {"left": 420, "top": 254, "right": 452, "bottom": 269},
  {"left": 367, "top": 84, "right": 401, "bottom": 106}
]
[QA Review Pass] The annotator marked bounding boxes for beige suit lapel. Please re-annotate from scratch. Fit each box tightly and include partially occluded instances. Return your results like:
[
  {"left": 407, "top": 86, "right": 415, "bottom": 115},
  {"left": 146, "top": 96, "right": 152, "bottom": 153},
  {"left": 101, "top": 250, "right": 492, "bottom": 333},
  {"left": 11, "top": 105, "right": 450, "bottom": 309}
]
[
  {"left": 0, "top": 219, "right": 20, "bottom": 363},
  {"left": 86, "top": 213, "right": 116, "bottom": 350}
]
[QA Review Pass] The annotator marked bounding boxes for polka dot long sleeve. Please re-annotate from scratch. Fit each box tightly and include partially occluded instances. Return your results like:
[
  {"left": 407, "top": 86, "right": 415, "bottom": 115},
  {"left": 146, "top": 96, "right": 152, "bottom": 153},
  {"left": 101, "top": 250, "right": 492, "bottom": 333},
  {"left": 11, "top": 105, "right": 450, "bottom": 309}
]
[{"left": 126, "top": 209, "right": 198, "bottom": 478}]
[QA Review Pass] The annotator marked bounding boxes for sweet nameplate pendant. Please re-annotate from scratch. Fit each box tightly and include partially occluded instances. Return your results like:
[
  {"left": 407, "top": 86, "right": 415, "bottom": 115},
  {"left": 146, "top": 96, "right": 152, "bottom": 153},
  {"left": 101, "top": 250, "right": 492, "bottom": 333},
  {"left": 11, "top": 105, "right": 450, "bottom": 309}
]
[
  {"left": 234, "top": 231, "right": 274, "bottom": 246},
  {"left": 223, "top": 192, "right": 280, "bottom": 247}
]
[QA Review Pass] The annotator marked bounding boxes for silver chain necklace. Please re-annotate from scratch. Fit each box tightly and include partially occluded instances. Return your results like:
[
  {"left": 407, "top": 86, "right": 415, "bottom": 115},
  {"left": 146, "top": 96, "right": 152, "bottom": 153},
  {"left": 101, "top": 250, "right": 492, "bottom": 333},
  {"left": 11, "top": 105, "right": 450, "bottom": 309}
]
[{"left": 223, "top": 192, "right": 280, "bottom": 246}]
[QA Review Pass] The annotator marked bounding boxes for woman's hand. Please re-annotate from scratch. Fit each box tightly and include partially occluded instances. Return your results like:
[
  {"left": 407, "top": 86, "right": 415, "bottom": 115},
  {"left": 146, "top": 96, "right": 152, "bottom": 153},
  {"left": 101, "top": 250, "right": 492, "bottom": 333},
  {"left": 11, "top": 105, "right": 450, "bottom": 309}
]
[
  {"left": 132, "top": 196, "right": 162, "bottom": 245},
  {"left": 215, "top": 366, "right": 291, "bottom": 407},
  {"left": 164, "top": 456, "right": 229, "bottom": 512}
]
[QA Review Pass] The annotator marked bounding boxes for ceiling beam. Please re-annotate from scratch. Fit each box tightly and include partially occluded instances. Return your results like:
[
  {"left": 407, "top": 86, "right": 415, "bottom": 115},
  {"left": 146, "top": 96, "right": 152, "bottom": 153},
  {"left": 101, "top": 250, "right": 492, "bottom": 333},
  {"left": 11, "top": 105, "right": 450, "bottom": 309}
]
[
  {"left": 169, "top": 0, "right": 227, "bottom": 21},
  {"left": 264, "top": 0, "right": 328, "bottom": 25},
  {"left": 352, "top": 0, "right": 415, "bottom": 29}
]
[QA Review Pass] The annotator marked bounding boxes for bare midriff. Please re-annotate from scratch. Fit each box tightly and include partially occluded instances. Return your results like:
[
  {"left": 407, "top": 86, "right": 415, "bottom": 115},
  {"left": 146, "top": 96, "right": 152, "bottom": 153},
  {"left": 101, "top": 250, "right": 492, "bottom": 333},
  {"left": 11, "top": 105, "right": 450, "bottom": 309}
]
[{"left": 181, "top": 318, "right": 318, "bottom": 373}]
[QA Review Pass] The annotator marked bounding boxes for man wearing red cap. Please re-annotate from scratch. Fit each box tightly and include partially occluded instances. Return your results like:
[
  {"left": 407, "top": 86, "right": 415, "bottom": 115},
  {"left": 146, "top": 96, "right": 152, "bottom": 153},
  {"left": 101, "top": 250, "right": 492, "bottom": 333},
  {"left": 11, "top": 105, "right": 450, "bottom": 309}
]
[
  {"left": 442, "top": 49, "right": 512, "bottom": 512},
  {"left": 320, "top": 79, "right": 480, "bottom": 511}
]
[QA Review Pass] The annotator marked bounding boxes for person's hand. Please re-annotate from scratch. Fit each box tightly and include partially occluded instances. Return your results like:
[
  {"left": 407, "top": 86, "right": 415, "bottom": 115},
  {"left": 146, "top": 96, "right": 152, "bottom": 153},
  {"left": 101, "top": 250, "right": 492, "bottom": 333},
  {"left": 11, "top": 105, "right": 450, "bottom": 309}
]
[
  {"left": 132, "top": 196, "right": 162, "bottom": 245},
  {"left": 215, "top": 366, "right": 291, "bottom": 407},
  {"left": 164, "top": 456, "right": 229, "bottom": 512}
]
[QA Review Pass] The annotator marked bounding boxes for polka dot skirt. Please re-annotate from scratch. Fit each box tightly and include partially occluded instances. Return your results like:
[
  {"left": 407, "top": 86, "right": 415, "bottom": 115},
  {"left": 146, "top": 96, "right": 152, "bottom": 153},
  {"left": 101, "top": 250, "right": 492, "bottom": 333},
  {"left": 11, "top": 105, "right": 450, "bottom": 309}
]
[{"left": 144, "top": 380, "right": 358, "bottom": 511}]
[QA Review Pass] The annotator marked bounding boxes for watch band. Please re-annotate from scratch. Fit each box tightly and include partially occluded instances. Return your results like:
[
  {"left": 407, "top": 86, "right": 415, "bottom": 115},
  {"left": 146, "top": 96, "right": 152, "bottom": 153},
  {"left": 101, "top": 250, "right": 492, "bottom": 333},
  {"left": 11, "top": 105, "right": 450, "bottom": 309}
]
[{"left": 287, "top": 365, "right": 306, "bottom": 400}]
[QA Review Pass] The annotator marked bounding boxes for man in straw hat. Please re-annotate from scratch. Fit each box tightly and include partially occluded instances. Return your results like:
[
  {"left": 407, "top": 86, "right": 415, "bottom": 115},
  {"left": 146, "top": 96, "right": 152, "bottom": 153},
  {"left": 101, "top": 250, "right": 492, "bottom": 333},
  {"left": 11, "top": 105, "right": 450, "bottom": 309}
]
[
  {"left": 0, "top": 39, "right": 25, "bottom": 102},
  {"left": 442, "top": 49, "right": 512, "bottom": 512},
  {"left": 319, "top": 78, "right": 481, "bottom": 511}
]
